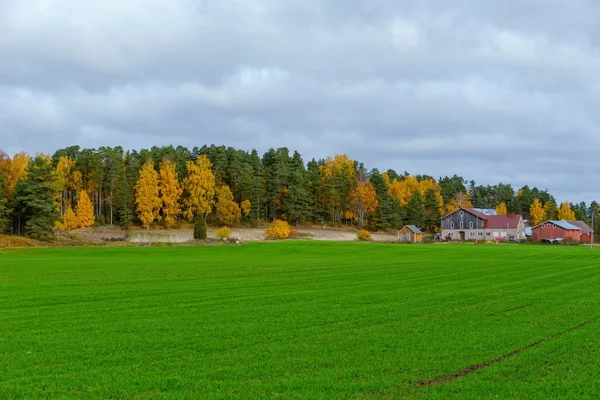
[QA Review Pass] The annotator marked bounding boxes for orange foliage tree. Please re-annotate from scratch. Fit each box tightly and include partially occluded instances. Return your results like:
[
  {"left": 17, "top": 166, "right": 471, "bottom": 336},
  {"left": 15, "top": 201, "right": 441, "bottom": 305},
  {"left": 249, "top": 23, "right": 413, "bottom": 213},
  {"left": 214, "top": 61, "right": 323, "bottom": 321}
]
[
  {"left": 159, "top": 158, "right": 182, "bottom": 228},
  {"left": 558, "top": 201, "right": 575, "bottom": 220},
  {"left": 135, "top": 158, "right": 161, "bottom": 229},
  {"left": 348, "top": 180, "right": 378, "bottom": 228},
  {"left": 183, "top": 155, "right": 216, "bottom": 222},
  {"left": 529, "top": 199, "right": 545, "bottom": 226},
  {"left": 495, "top": 202, "right": 508, "bottom": 215},
  {"left": 75, "top": 190, "right": 95, "bottom": 228},
  {"left": 216, "top": 185, "right": 241, "bottom": 226}
]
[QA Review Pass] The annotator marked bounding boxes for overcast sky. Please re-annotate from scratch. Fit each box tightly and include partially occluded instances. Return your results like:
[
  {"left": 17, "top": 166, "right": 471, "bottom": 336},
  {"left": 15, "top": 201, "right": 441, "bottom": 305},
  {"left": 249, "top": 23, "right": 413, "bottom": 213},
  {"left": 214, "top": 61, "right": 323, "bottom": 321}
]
[{"left": 1, "top": 0, "right": 599, "bottom": 202}]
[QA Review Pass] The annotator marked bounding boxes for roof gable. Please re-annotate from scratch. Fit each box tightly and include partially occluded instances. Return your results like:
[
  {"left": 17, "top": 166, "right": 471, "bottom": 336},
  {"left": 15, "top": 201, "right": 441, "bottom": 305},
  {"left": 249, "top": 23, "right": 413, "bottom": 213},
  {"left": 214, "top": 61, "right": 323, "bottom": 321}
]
[
  {"left": 402, "top": 225, "right": 423, "bottom": 234},
  {"left": 566, "top": 220, "right": 593, "bottom": 233},
  {"left": 533, "top": 220, "right": 581, "bottom": 230}
]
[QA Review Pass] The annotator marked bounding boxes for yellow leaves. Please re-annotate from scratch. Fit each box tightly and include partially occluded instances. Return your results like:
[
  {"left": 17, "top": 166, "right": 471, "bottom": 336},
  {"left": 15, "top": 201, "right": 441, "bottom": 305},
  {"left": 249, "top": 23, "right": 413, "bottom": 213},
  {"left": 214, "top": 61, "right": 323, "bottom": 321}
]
[
  {"left": 135, "top": 158, "right": 161, "bottom": 229},
  {"left": 530, "top": 199, "right": 545, "bottom": 226},
  {"left": 357, "top": 229, "right": 373, "bottom": 241},
  {"left": 388, "top": 176, "right": 443, "bottom": 208},
  {"left": 159, "top": 158, "right": 182, "bottom": 229},
  {"left": 0, "top": 151, "right": 31, "bottom": 197},
  {"left": 496, "top": 202, "right": 508, "bottom": 215},
  {"left": 55, "top": 202, "right": 78, "bottom": 231},
  {"left": 241, "top": 199, "right": 252, "bottom": 217},
  {"left": 319, "top": 154, "right": 356, "bottom": 180},
  {"left": 216, "top": 226, "right": 232, "bottom": 239},
  {"left": 558, "top": 201, "right": 576, "bottom": 221},
  {"left": 75, "top": 190, "right": 95, "bottom": 228},
  {"left": 216, "top": 185, "right": 241, "bottom": 226},
  {"left": 183, "top": 155, "right": 216, "bottom": 221},
  {"left": 348, "top": 181, "right": 378, "bottom": 226},
  {"left": 265, "top": 219, "right": 291, "bottom": 240}
]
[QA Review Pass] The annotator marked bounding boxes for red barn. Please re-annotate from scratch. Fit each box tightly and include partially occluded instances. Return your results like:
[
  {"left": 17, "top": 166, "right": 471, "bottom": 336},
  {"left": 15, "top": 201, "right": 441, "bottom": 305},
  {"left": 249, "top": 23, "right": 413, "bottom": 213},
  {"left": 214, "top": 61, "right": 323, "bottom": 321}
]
[
  {"left": 566, "top": 220, "right": 593, "bottom": 243},
  {"left": 532, "top": 220, "right": 581, "bottom": 243}
]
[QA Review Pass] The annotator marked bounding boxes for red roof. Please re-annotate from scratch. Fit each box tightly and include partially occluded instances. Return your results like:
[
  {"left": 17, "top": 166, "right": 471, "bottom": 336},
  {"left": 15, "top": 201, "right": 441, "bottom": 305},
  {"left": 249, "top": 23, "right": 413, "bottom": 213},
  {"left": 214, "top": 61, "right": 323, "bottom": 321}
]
[{"left": 484, "top": 214, "right": 522, "bottom": 229}]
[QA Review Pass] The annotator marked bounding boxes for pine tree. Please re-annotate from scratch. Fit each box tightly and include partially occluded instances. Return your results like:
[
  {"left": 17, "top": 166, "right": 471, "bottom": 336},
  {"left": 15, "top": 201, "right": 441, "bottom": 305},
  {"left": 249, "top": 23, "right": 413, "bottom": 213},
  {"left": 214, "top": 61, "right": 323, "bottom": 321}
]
[
  {"left": 423, "top": 188, "right": 442, "bottom": 233},
  {"left": 0, "top": 176, "right": 10, "bottom": 233},
  {"left": 406, "top": 191, "right": 426, "bottom": 228},
  {"left": 135, "top": 158, "right": 161, "bottom": 229},
  {"left": 159, "top": 158, "right": 182, "bottom": 228},
  {"left": 14, "top": 155, "right": 59, "bottom": 240},
  {"left": 285, "top": 151, "right": 310, "bottom": 225},
  {"left": 75, "top": 190, "right": 95, "bottom": 228},
  {"left": 194, "top": 215, "right": 207, "bottom": 240}
]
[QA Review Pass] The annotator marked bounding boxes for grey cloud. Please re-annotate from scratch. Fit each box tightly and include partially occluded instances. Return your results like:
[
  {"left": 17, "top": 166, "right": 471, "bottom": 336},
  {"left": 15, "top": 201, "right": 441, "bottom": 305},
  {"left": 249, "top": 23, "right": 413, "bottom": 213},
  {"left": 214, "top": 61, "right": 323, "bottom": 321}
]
[{"left": 1, "top": 0, "right": 600, "bottom": 202}]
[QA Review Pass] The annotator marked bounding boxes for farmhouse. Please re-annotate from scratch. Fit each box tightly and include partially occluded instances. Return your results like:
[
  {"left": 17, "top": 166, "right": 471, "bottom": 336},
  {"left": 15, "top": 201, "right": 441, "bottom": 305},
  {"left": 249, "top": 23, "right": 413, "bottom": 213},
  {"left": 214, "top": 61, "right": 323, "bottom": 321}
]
[
  {"left": 398, "top": 225, "right": 423, "bottom": 243},
  {"left": 531, "top": 220, "right": 581, "bottom": 243},
  {"left": 566, "top": 220, "right": 593, "bottom": 243},
  {"left": 440, "top": 207, "right": 526, "bottom": 241}
]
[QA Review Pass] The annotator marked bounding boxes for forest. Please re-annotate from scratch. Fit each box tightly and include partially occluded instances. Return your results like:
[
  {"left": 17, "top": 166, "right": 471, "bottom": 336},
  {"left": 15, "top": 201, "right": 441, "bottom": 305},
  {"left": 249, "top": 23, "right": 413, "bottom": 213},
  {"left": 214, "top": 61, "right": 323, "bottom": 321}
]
[{"left": 0, "top": 144, "right": 597, "bottom": 240}]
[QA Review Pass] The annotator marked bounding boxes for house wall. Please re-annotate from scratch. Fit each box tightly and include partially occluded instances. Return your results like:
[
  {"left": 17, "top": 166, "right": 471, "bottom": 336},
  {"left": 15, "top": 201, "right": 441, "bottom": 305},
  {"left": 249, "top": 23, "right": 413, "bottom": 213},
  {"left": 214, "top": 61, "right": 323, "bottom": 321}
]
[
  {"left": 581, "top": 232, "right": 592, "bottom": 243},
  {"left": 441, "top": 210, "right": 485, "bottom": 230},
  {"left": 442, "top": 228, "right": 520, "bottom": 241},
  {"left": 532, "top": 224, "right": 581, "bottom": 242}
]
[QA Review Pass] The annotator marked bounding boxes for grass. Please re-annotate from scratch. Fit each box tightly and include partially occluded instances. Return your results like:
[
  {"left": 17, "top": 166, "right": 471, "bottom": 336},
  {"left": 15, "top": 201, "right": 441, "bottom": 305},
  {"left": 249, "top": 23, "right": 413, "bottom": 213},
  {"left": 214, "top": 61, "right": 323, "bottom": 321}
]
[{"left": 1, "top": 242, "right": 599, "bottom": 399}]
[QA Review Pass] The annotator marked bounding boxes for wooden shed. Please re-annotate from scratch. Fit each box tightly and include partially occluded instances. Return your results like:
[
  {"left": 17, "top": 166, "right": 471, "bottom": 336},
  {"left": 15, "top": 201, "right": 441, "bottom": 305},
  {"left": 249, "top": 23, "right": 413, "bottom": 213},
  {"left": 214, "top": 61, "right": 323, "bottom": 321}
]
[
  {"left": 398, "top": 225, "right": 423, "bottom": 243},
  {"left": 531, "top": 220, "right": 581, "bottom": 243}
]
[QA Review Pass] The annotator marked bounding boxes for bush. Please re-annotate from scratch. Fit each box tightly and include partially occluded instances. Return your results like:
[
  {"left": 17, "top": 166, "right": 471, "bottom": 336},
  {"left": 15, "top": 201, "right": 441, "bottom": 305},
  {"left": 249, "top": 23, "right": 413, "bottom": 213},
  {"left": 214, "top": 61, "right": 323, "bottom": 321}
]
[
  {"left": 216, "top": 226, "right": 232, "bottom": 239},
  {"left": 289, "top": 227, "right": 300, "bottom": 238},
  {"left": 265, "top": 220, "right": 291, "bottom": 240},
  {"left": 194, "top": 216, "right": 207, "bottom": 240},
  {"left": 357, "top": 229, "right": 373, "bottom": 241},
  {"left": 560, "top": 237, "right": 581, "bottom": 246}
]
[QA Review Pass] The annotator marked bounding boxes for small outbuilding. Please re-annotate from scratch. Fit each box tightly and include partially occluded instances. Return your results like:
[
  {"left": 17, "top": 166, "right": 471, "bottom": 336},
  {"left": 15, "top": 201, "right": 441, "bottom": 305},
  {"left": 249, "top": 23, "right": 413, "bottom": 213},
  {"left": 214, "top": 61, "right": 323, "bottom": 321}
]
[
  {"left": 566, "top": 220, "right": 593, "bottom": 243},
  {"left": 398, "top": 225, "right": 423, "bottom": 243},
  {"left": 531, "top": 220, "right": 581, "bottom": 243}
]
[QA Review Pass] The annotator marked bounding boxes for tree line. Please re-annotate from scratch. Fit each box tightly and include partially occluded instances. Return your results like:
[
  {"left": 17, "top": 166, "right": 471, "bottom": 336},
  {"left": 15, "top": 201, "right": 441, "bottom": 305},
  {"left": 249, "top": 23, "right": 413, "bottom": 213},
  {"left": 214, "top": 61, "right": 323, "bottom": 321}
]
[{"left": 0, "top": 145, "right": 598, "bottom": 240}]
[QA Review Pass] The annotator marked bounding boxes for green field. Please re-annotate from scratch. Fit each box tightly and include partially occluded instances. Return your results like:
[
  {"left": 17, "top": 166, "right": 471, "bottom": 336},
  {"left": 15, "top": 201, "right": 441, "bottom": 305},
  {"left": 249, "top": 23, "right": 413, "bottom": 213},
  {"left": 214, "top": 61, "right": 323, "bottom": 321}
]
[{"left": 1, "top": 242, "right": 599, "bottom": 399}]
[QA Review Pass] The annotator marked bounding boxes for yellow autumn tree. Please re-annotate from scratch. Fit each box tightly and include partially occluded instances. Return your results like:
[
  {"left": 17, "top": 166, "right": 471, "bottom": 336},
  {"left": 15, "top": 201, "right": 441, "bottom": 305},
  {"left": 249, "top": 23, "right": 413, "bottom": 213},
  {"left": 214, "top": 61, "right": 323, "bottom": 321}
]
[
  {"left": 75, "top": 190, "right": 95, "bottom": 228},
  {"left": 529, "top": 199, "right": 545, "bottom": 226},
  {"left": 241, "top": 199, "right": 252, "bottom": 217},
  {"left": 496, "top": 202, "right": 508, "bottom": 215},
  {"left": 159, "top": 158, "right": 182, "bottom": 228},
  {"left": 348, "top": 180, "right": 378, "bottom": 228},
  {"left": 445, "top": 192, "right": 473, "bottom": 214},
  {"left": 135, "top": 158, "right": 161, "bottom": 229},
  {"left": 183, "top": 155, "right": 216, "bottom": 221},
  {"left": 55, "top": 202, "right": 78, "bottom": 231},
  {"left": 558, "top": 201, "right": 576, "bottom": 220},
  {"left": 0, "top": 151, "right": 30, "bottom": 197},
  {"left": 388, "top": 176, "right": 444, "bottom": 210},
  {"left": 216, "top": 185, "right": 241, "bottom": 226}
]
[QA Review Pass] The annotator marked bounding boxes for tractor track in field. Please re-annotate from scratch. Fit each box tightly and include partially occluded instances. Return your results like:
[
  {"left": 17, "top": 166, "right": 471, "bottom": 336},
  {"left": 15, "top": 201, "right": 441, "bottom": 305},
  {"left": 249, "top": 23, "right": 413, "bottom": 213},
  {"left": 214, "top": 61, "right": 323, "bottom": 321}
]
[{"left": 415, "top": 316, "right": 599, "bottom": 386}]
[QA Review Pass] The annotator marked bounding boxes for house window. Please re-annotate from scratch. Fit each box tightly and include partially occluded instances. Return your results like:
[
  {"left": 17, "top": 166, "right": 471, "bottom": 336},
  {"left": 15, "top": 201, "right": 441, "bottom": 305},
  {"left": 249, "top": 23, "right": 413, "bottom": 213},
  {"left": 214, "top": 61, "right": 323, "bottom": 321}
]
[
  {"left": 501, "top": 232, "right": 507, "bottom": 237},
  {"left": 459, "top": 211, "right": 464, "bottom": 216},
  {"left": 470, "top": 232, "right": 475, "bottom": 237},
  {"left": 478, "top": 232, "right": 483, "bottom": 236},
  {"left": 486, "top": 232, "right": 491, "bottom": 236},
  {"left": 542, "top": 224, "right": 545, "bottom": 228},
  {"left": 493, "top": 232, "right": 499, "bottom": 237},
  {"left": 469, "top": 221, "right": 473, "bottom": 229},
  {"left": 460, "top": 222, "right": 464, "bottom": 229},
  {"left": 553, "top": 224, "right": 556, "bottom": 228},
  {"left": 450, "top": 222, "right": 454, "bottom": 229}
]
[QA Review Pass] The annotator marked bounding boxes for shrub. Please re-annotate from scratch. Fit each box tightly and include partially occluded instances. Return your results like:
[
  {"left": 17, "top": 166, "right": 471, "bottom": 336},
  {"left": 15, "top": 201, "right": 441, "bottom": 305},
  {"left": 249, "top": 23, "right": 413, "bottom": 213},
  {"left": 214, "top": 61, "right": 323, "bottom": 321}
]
[
  {"left": 289, "top": 227, "right": 300, "bottom": 238},
  {"left": 560, "top": 237, "right": 581, "bottom": 246},
  {"left": 266, "top": 220, "right": 291, "bottom": 240},
  {"left": 194, "top": 216, "right": 207, "bottom": 240},
  {"left": 216, "top": 227, "right": 232, "bottom": 239},
  {"left": 357, "top": 229, "right": 372, "bottom": 241}
]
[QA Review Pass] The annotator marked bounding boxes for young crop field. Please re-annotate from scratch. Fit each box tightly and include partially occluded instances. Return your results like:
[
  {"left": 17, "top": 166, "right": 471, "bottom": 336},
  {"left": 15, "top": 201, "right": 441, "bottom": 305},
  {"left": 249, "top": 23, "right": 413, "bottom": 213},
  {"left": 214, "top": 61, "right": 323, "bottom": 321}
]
[{"left": 1, "top": 242, "right": 599, "bottom": 399}]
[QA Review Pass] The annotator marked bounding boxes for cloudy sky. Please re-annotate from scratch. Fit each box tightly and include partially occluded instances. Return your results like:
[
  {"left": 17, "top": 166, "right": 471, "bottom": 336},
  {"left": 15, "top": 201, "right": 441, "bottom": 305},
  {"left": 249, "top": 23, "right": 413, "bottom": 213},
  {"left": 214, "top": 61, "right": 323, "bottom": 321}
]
[{"left": 1, "top": 0, "right": 600, "bottom": 202}]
